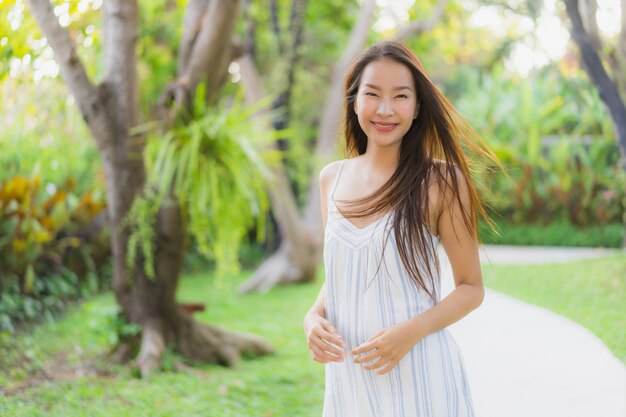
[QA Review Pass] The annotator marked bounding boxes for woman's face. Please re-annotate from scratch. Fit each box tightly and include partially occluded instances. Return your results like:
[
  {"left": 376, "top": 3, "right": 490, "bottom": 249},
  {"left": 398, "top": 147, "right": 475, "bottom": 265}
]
[{"left": 354, "top": 58, "right": 418, "bottom": 151}]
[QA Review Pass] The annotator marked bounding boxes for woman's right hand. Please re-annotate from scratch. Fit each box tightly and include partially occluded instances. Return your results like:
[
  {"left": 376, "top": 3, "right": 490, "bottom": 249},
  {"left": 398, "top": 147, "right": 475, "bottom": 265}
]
[{"left": 303, "top": 312, "right": 347, "bottom": 363}]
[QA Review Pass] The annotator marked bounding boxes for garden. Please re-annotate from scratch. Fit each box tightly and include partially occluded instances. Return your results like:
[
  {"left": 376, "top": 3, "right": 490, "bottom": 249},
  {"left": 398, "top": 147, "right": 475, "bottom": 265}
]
[{"left": 1, "top": 0, "right": 624, "bottom": 416}]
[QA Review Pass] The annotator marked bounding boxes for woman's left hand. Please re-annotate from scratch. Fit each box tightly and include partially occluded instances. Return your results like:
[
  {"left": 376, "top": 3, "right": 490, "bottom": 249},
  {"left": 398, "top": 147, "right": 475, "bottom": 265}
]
[{"left": 351, "top": 319, "right": 424, "bottom": 375}]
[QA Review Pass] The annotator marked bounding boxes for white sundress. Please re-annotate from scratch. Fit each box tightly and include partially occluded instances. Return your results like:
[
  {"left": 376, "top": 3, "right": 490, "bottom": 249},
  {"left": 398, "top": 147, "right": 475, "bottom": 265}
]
[{"left": 322, "top": 161, "right": 476, "bottom": 417}]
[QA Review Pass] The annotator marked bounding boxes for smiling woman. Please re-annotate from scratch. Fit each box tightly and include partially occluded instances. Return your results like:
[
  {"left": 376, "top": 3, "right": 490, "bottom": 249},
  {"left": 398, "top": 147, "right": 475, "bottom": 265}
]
[{"left": 303, "top": 40, "right": 497, "bottom": 417}]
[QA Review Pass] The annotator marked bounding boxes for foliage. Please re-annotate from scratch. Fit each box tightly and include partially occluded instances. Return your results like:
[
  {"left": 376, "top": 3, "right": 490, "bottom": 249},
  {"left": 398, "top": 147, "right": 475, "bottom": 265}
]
[
  {"left": 0, "top": 57, "right": 108, "bottom": 335},
  {"left": 0, "top": 173, "right": 108, "bottom": 333},
  {"left": 0, "top": 174, "right": 105, "bottom": 290},
  {"left": 122, "top": 189, "right": 158, "bottom": 279},
  {"left": 136, "top": 0, "right": 187, "bottom": 115},
  {"left": 125, "top": 86, "right": 279, "bottom": 278},
  {"left": 479, "top": 220, "right": 624, "bottom": 247},
  {"left": 0, "top": 265, "right": 106, "bottom": 334},
  {"left": 0, "top": 0, "right": 102, "bottom": 82},
  {"left": 0, "top": 79, "right": 102, "bottom": 191},
  {"left": 455, "top": 64, "right": 625, "bottom": 227}
]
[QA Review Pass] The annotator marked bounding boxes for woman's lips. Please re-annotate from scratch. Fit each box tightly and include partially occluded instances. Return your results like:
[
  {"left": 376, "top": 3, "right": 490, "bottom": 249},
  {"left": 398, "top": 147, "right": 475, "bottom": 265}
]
[{"left": 371, "top": 121, "right": 398, "bottom": 132}]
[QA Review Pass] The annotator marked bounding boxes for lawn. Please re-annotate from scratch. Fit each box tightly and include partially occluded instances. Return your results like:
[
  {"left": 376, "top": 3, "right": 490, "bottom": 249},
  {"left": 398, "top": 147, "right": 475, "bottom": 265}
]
[
  {"left": 0, "top": 272, "right": 327, "bottom": 417},
  {"left": 1, "top": 253, "right": 624, "bottom": 416},
  {"left": 482, "top": 253, "right": 626, "bottom": 364}
]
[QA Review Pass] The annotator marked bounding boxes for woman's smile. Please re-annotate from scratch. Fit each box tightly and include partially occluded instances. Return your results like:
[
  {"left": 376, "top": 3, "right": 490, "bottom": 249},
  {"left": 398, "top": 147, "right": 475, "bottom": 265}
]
[{"left": 371, "top": 121, "right": 399, "bottom": 132}]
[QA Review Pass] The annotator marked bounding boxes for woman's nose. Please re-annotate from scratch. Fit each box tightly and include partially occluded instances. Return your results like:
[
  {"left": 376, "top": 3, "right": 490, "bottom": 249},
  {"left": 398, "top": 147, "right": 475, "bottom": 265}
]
[{"left": 376, "top": 100, "right": 393, "bottom": 116}]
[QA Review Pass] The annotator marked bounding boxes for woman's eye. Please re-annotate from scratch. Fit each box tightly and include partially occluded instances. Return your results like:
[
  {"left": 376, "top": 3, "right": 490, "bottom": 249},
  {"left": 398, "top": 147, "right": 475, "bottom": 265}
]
[
  {"left": 396, "top": 94, "right": 408, "bottom": 99},
  {"left": 365, "top": 92, "right": 378, "bottom": 97}
]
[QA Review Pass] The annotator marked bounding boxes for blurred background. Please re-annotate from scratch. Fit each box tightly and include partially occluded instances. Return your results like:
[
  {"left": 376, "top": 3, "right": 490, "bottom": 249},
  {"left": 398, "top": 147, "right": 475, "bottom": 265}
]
[{"left": 0, "top": 0, "right": 624, "bottom": 416}]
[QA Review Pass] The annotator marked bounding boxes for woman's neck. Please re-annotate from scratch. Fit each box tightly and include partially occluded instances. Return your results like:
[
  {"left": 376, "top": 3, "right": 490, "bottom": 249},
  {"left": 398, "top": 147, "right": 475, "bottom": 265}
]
[{"left": 361, "top": 142, "right": 400, "bottom": 174}]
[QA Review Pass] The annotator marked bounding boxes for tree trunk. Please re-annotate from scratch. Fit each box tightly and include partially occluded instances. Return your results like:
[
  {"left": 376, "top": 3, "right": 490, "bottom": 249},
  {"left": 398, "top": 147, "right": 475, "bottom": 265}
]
[
  {"left": 27, "top": 0, "right": 274, "bottom": 378},
  {"left": 238, "top": 0, "right": 450, "bottom": 292},
  {"left": 564, "top": 0, "right": 626, "bottom": 247}
]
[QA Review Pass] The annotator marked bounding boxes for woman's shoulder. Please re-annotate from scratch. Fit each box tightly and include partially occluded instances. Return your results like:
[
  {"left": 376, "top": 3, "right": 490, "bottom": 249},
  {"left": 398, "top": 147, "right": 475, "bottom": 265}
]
[
  {"left": 428, "top": 158, "right": 464, "bottom": 184},
  {"left": 319, "top": 159, "right": 347, "bottom": 189}
]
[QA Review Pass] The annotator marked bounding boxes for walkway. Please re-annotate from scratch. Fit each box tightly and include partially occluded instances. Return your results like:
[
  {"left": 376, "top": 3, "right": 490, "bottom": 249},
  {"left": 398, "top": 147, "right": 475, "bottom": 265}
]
[{"left": 440, "top": 245, "right": 626, "bottom": 417}]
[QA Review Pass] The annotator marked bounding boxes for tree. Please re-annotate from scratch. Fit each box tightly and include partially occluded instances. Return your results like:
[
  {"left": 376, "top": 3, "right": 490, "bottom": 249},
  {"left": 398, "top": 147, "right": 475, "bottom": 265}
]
[{"left": 25, "top": 0, "right": 274, "bottom": 377}]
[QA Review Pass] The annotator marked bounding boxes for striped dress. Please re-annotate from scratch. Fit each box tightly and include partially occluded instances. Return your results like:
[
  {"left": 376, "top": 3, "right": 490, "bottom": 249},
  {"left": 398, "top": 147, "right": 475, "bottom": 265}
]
[{"left": 322, "top": 161, "right": 476, "bottom": 417}]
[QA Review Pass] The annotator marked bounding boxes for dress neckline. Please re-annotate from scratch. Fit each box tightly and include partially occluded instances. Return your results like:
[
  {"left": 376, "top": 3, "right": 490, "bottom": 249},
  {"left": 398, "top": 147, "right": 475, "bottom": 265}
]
[{"left": 328, "top": 199, "right": 394, "bottom": 232}]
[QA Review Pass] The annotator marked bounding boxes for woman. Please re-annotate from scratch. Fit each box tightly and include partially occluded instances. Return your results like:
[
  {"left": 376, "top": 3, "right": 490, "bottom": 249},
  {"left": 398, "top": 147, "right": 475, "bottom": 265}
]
[{"left": 303, "top": 41, "right": 494, "bottom": 417}]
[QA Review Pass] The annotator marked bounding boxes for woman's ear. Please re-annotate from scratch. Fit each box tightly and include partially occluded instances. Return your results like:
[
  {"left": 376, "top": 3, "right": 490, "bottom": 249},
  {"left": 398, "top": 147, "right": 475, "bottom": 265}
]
[{"left": 414, "top": 102, "right": 420, "bottom": 119}]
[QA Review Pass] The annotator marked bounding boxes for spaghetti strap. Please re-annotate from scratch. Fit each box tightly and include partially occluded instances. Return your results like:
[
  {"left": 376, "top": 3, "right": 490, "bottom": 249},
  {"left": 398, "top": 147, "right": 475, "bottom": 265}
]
[{"left": 330, "top": 160, "right": 346, "bottom": 201}]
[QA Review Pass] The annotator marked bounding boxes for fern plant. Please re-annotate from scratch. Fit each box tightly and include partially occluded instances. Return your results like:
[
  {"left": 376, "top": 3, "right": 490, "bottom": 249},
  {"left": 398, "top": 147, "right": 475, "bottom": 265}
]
[{"left": 126, "top": 85, "right": 281, "bottom": 279}]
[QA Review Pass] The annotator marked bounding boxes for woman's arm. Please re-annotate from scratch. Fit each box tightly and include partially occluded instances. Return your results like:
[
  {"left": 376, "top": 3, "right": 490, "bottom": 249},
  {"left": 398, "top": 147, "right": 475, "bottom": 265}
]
[
  {"left": 406, "top": 169, "right": 484, "bottom": 337},
  {"left": 303, "top": 161, "right": 346, "bottom": 363},
  {"left": 306, "top": 281, "right": 327, "bottom": 318}
]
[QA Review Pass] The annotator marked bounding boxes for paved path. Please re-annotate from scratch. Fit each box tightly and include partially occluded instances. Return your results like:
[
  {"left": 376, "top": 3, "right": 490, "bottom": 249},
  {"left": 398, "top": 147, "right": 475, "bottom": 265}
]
[{"left": 440, "top": 245, "right": 625, "bottom": 417}]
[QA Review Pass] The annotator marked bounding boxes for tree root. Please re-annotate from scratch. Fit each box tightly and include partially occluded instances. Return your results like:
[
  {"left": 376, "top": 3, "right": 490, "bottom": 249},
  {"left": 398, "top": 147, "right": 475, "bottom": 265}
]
[
  {"left": 237, "top": 245, "right": 317, "bottom": 293},
  {"left": 133, "top": 313, "right": 275, "bottom": 378}
]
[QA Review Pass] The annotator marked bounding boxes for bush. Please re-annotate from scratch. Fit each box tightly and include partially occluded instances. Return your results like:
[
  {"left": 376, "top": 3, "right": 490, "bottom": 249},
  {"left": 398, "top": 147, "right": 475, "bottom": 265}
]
[
  {"left": 480, "top": 219, "right": 624, "bottom": 248},
  {"left": 454, "top": 64, "right": 625, "bottom": 228}
]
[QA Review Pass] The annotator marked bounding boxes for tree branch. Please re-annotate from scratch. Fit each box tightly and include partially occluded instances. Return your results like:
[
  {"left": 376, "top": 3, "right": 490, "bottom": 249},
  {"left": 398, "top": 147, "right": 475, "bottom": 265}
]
[
  {"left": 158, "top": 0, "right": 240, "bottom": 123},
  {"left": 25, "top": 0, "right": 102, "bottom": 134},
  {"left": 579, "top": 0, "right": 601, "bottom": 50},
  {"left": 177, "top": 0, "right": 211, "bottom": 77},
  {"left": 183, "top": 0, "right": 241, "bottom": 97}
]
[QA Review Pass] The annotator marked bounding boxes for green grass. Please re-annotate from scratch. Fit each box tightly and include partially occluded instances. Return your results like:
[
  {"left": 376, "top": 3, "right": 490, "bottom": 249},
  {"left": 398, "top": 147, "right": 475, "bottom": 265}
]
[
  {"left": 483, "top": 254, "right": 626, "bottom": 363},
  {"left": 0, "top": 272, "right": 327, "bottom": 417}
]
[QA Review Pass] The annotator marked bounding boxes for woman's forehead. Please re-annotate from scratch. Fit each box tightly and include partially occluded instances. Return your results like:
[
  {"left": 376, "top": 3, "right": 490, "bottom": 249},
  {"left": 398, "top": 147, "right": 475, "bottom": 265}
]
[{"left": 360, "top": 59, "right": 415, "bottom": 90}]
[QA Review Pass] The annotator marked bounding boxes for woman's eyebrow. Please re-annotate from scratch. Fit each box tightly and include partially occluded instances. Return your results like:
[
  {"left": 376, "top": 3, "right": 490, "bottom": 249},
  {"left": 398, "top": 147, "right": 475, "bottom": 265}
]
[{"left": 364, "top": 83, "right": 413, "bottom": 91}]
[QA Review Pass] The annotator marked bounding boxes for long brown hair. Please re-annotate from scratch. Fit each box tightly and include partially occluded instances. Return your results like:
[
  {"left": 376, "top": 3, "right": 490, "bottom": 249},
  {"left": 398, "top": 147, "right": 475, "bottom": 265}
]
[{"left": 341, "top": 40, "right": 495, "bottom": 303}]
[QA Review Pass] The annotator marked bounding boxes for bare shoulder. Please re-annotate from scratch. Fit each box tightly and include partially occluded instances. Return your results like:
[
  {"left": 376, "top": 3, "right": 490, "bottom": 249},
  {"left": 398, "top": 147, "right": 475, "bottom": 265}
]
[
  {"left": 427, "top": 159, "right": 470, "bottom": 225},
  {"left": 319, "top": 159, "right": 345, "bottom": 191},
  {"left": 429, "top": 159, "right": 468, "bottom": 194}
]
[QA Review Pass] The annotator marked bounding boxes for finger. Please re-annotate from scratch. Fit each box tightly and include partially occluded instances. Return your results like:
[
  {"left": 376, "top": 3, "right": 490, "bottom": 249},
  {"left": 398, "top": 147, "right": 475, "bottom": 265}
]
[
  {"left": 364, "top": 356, "right": 388, "bottom": 371},
  {"left": 321, "top": 321, "right": 343, "bottom": 338},
  {"left": 309, "top": 349, "right": 329, "bottom": 363},
  {"left": 319, "top": 331, "right": 346, "bottom": 349},
  {"left": 352, "top": 340, "right": 376, "bottom": 356},
  {"left": 353, "top": 350, "right": 380, "bottom": 364},
  {"left": 309, "top": 340, "right": 345, "bottom": 361},
  {"left": 319, "top": 324, "right": 346, "bottom": 348},
  {"left": 307, "top": 326, "right": 345, "bottom": 350},
  {"left": 309, "top": 325, "right": 345, "bottom": 347},
  {"left": 310, "top": 345, "right": 343, "bottom": 363},
  {"left": 310, "top": 349, "right": 332, "bottom": 364},
  {"left": 376, "top": 360, "right": 397, "bottom": 375},
  {"left": 309, "top": 336, "right": 346, "bottom": 358}
]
